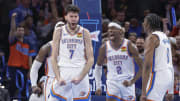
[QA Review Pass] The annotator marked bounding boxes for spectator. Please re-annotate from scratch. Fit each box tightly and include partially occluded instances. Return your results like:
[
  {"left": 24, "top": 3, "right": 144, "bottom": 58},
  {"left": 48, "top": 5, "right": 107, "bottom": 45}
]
[
  {"left": 124, "top": 21, "right": 130, "bottom": 38},
  {"left": 162, "top": 18, "right": 170, "bottom": 36},
  {"left": 136, "top": 37, "right": 145, "bottom": 59},
  {"left": 107, "top": 8, "right": 117, "bottom": 21},
  {"left": 9, "top": 0, "right": 32, "bottom": 25},
  {"left": 143, "top": 9, "right": 150, "bottom": 18},
  {"left": 7, "top": 13, "right": 35, "bottom": 98},
  {"left": 172, "top": 54, "right": 180, "bottom": 101},
  {"left": 22, "top": 15, "right": 38, "bottom": 53},
  {"left": 170, "top": 19, "right": 180, "bottom": 37},
  {"left": 102, "top": 19, "right": 110, "bottom": 33},
  {"left": 113, "top": 10, "right": 126, "bottom": 26},
  {"left": 128, "top": 32, "right": 137, "bottom": 44},
  {"left": 135, "top": 37, "right": 145, "bottom": 101},
  {"left": 129, "top": 18, "right": 143, "bottom": 37},
  {"left": 140, "top": 9, "right": 151, "bottom": 23}
]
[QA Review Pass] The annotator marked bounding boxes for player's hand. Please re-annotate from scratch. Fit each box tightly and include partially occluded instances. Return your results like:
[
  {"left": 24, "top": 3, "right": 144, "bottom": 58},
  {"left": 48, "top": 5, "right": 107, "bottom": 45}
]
[
  {"left": 140, "top": 95, "right": 147, "bottom": 101},
  {"left": 122, "top": 80, "right": 133, "bottom": 87},
  {"left": 12, "top": 13, "right": 17, "bottom": 18},
  {"left": 71, "top": 76, "right": 83, "bottom": 85},
  {"left": 165, "top": 94, "right": 174, "bottom": 101},
  {"left": 95, "top": 88, "right": 102, "bottom": 96},
  {"left": 32, "top": 86, "right": 42, "bottom": 94}
]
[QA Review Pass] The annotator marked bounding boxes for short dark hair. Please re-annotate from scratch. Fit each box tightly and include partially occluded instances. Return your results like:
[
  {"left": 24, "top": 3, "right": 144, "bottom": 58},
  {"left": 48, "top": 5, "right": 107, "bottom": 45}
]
[
  {"left": 137, "top": 36, "right": 145, "bottom": 40},
  {"left": 17, "top": 24, "right": 24, "bottom": 29},
  {"left": 24, "top": 14, "right": 33, "bottom": 21},
  {"left": 145, "top": 13, "right": 161, "bottom": 30},
  {"left": 65, "top": 5, "right": 80, "bottom": 15}
]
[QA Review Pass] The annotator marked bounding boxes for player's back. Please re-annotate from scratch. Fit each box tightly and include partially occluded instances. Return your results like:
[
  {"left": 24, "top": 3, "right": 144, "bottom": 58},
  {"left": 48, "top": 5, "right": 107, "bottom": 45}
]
[
  {"left": 152, "top": 31, "right": 173, "bottom": 72},
  {"left": 58, "top": 25, "right": 86, "bottom": 68},
  {"left": 106, "top": 39, "right": 135, "bottom": 81}
]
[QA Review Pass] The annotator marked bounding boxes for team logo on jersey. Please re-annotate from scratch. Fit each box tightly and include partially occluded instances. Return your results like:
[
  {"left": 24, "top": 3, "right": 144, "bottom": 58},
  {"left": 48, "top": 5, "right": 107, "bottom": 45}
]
[
  {"left": 77, "top": 33, "right": 83, "bottom": 37},
  {"left": 121, "top": 46, "right": 127, "bottom": 52}
]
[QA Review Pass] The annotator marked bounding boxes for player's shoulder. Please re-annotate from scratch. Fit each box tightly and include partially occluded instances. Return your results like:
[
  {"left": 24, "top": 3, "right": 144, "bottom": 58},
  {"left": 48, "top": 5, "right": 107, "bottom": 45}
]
[
  {"left": 54, "top": 25, "right": 64, "bottom": 31},
  {"left": 147, "top": 34, "right": 159, "bottom": 41},
  {"left": 80, "top": 26, "right": 90, "bottom": 33},
  {"left": 40, "top": 41, "right": 52, "bottom": 52},
  {"left": 145, "top": 34, "right": 160, "bottom": 47}
]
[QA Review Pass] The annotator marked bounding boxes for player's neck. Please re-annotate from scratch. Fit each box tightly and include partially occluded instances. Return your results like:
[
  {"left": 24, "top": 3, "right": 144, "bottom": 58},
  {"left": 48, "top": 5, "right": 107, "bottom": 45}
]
[
  {"left": 67, "top": 24, "right": 78, "bottom": 33},
  {"left": 111, "top": 38, "right": 124, "bottom": 48}
]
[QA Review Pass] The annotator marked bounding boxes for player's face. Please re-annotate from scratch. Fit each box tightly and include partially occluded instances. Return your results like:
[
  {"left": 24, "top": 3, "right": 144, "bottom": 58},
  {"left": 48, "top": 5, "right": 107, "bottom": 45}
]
[
  {"left": 108, "top": 27, "right": 124, "bottom": 41},
  {"left": 66, "top": 12, "right": 79, "bottom": 29},
  {"left": 16, "top": 27, "right": 24, "bottom": 37}
]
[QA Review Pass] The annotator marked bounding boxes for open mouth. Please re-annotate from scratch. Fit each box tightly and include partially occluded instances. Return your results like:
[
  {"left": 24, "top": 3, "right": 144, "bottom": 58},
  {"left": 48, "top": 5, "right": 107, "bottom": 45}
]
[
  {"left": 109, "top": 33, "right": 115, "bottom": 40},
  {"left": 71, "top": 23, "right": 77, "bottom": 26}
]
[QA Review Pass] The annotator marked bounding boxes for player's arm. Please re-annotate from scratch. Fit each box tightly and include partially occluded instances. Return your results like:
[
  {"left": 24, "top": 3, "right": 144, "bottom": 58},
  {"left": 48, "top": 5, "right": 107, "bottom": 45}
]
[
  {"left": 9, "top": 13, "right": 17, "bottom": 42},
  {"left": 125, "top": 41, "right": 143, "bottom": 86},
  {"left": 51, "top": 27, "right": 61, "bottom": 82},
  {"left": 141, "top": 35, "right": 159, "bottom": 97},
  {"left": 94, "top": 43, "right": 106, "bottom": 95},
  {"left": 79, "top": 29, "right": 94, "bottom": 80},
  {"left": 29, "top": 56, "right": 32, "bottom": 69},
  {"left": 30, "top": 44, "right": 50, "bottom": 87}
]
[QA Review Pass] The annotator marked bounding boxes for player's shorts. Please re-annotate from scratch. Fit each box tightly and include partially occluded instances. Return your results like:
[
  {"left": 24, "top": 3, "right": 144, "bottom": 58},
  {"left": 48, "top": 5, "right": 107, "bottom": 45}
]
[
  {"left": 106, "top": 79, "right": 136, "bottom": 101},
  {"left": 44, "top": 76, "right": 54, "bottom": 101},
  {"left": 49, "top": 67, "right": 91, "bottom": 101},
  {"left": 146, "top": 68, "right": 174, "bottom": 101}
]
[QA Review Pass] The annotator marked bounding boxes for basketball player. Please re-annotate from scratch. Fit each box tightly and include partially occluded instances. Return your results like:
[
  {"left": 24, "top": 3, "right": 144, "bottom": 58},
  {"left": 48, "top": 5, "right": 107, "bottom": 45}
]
[
  {"left": 50, "top": 5, "right": 94, "bottom": 101},
  {"left": 95, "top": 22, "right": 143, "bottom": 101},
  {"left": 30, "top": 22, "right": 64, "bottom": 101},
  {"left": 141, "top": 14, "right": 174, "bottom": 101},
  {"left": 30, "top": 41, "right": 54, "bottom": 101}
]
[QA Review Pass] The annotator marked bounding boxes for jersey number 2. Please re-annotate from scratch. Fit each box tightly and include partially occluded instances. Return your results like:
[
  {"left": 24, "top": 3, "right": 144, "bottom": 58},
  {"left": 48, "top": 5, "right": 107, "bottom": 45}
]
[
  {"left": 69, "top": 49, "right": 74, "bottom": 59},
  {"left": 116, "top": 66, "right": 122, "bottom": 74}
]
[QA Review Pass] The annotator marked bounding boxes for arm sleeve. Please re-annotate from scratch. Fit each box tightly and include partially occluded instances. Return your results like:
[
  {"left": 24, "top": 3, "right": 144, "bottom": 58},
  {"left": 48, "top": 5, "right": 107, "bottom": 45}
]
[
  {"left": 94, "top": 64, "right": 102, "bottom": 90},
  {"left": 30, "top": 60, "right": 42, "bottom": 86}
]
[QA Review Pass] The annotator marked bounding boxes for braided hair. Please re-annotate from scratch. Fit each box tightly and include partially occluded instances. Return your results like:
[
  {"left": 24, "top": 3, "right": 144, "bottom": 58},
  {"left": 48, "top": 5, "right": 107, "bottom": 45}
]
[{"left": 145, "top": 13, "right": 161, "bottom": 31}]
